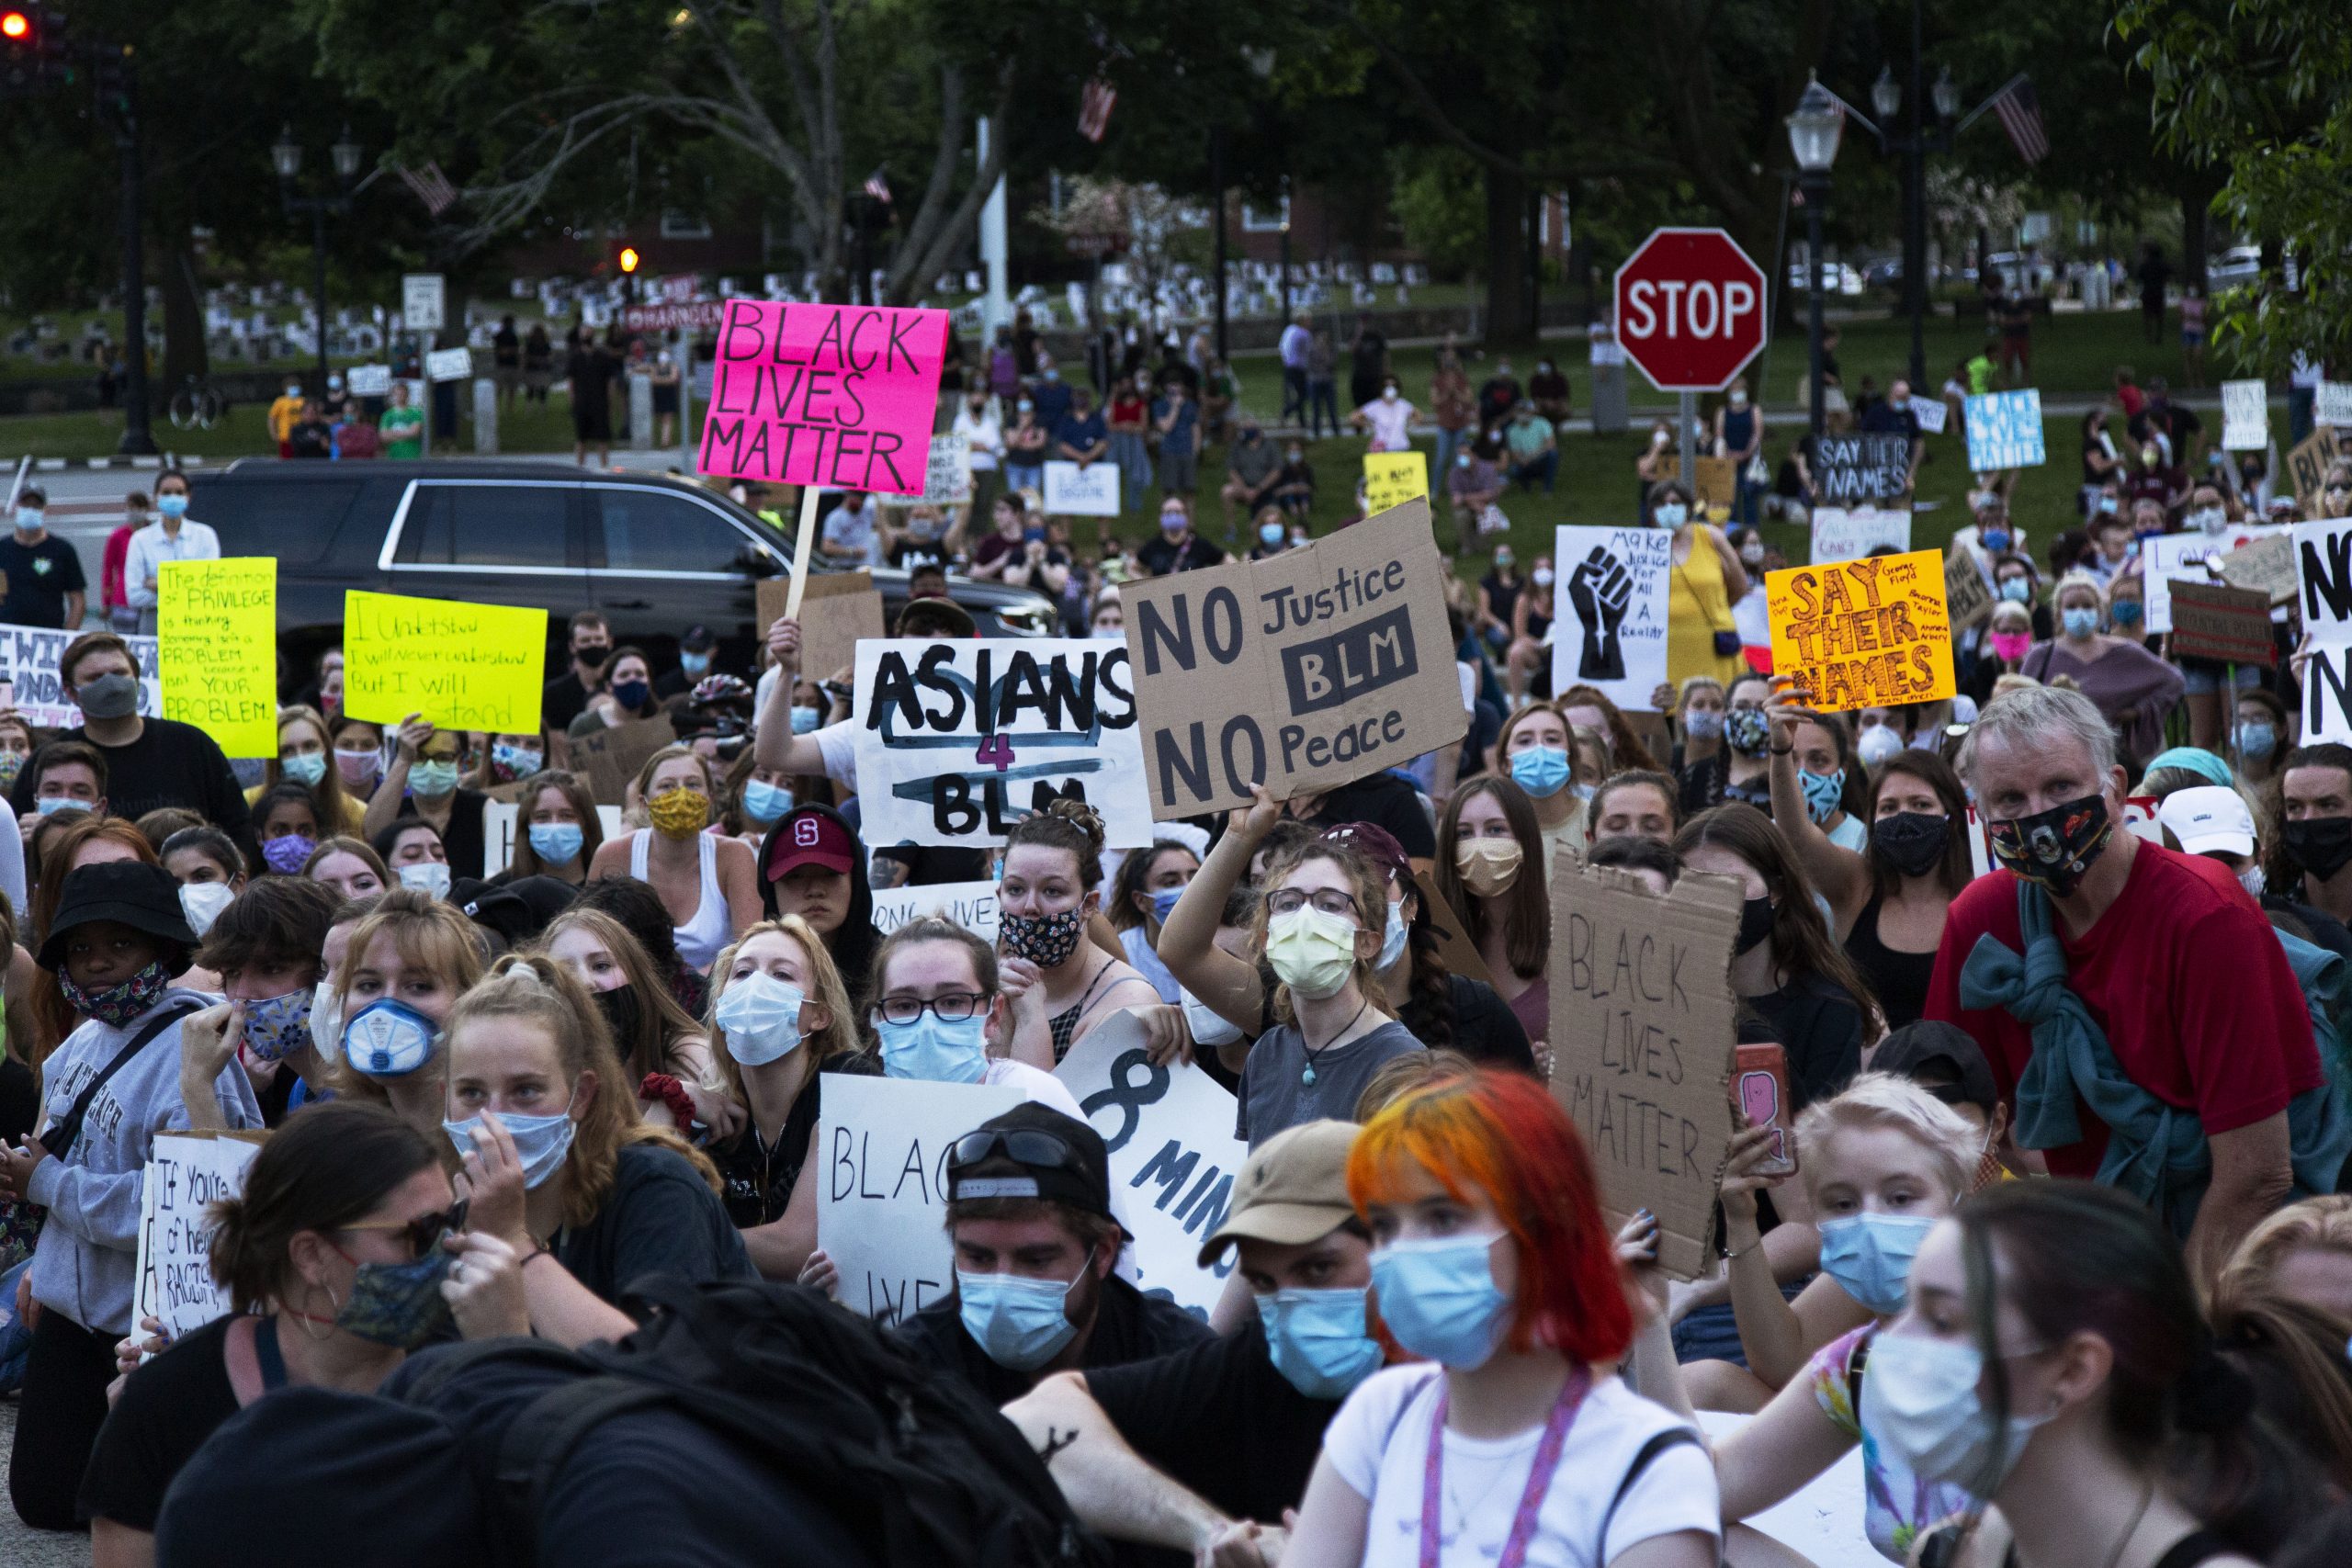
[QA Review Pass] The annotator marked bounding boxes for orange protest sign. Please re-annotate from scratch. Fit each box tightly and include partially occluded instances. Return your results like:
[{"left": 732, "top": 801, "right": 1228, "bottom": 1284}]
[{"left": 1765, "top": 548, "right": 1954, "bottom": 714}]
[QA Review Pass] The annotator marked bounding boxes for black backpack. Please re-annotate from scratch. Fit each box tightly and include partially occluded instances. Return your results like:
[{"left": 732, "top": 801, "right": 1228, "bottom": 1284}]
[{"left": 399, "top": 1276, "right": 1109, "bottom": 1568}]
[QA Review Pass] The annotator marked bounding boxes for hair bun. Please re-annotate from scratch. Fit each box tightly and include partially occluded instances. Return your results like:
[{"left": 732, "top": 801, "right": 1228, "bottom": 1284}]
[{"left": 1046, "top": 797, "right": 1105, "bottom": 852}]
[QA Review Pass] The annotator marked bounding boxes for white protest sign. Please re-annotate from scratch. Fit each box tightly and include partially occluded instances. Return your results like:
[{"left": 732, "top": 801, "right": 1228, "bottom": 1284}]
[
  {"left": 2319, "top": 382, "right": 2352, "bottom": 432},
  {"left": 2298, "top": 518, "right": 2352, "bottom": 742},
  {"left": 347, "top": 364, "right": 392, "bottom": 398},
  {"left": 1808, "top": 505, "right": 1913, "bottom": 565},
  {"left": 870, "top": 879, "right": 1001, "bottom": 944},
  {"left": 401, "top": 273, "right": 446, "bottom": 333},
  {"left": 1548, "top": 525, "right": 1671, "bottom": 713},
  {"left": 426, "top": 346, "right": 474, "bottom": 383},
  {"left": 0, "top": 622, "right": 160, "bottom": 728},
  {"left": 1963, "top": 389, "right": 2045, "bottom": 471},
  {"left": 923, "top": 434, "right": 972, "bottom": 506},
  {"left": 134, "top": 1133, "right": 264, "bottom": 1348},
  {"left": 816, "top": 1074, "right": 1021, "bottom": 1324},
  {"left": 1907, "top": 394, "right": 1947, "bottom": 434},
  {"left": 1053, "top": 1011, "right": 1248, "bottom": 1319},
  {"left": 2222, "top": 379, "right": 2270, "bottom": 452},
  {"left": 1043, "top": 460, "right": 1120, "bottom": 517},
  {"left": 2143, "top": 525, "right": 2284, "bottom": 635},
  {"left": 851, "top": 638, "right": 1151, "bottom": 850},
  {"left": 480, "top": 801, "right": 627, "bottom": 874}
]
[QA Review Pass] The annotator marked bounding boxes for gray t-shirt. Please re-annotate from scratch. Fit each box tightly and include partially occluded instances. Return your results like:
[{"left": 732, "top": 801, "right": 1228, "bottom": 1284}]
[{"left": 1237, "top": 1018, "right": 1425, "bottom": 1148}]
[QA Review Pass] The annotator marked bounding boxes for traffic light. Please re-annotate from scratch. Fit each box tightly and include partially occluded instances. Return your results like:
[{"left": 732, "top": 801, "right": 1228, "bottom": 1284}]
[
  {"left": 0, "top": 6, "right": 68, "bottom": 95},
  {"left": 618, "top": 245, "right": 640, "bottom": 275}
]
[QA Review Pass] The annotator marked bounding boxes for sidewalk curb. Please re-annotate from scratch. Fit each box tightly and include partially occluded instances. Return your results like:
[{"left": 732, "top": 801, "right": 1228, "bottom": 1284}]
[{"left": 3, "top": 455, "right": 206, "bottom": 470}]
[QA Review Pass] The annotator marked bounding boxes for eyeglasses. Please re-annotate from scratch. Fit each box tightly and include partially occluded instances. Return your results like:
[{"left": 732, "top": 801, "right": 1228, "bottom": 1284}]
[
  {"left": 947, "top": 1128, "right": 1085, "bottom": 1174},
  {"left": 1267, "top": 887, "right": 1360, "bottom": 920},
  {"left": 341, "top": 1198, "right": 468, "bottom": 1258},
  {"left": 873, "top": 990, "right": 991, "bottom": 1026}
]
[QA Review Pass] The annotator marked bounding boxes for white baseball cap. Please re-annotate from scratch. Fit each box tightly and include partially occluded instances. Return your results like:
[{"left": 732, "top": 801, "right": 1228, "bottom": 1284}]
[{"left": 2155, "top": 785, "right": 2256, "bottom": 859}]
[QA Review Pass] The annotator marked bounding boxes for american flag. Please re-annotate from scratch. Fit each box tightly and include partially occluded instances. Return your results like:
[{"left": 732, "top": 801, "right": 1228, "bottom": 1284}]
[
  {"left": 1988, "top": 75, "right": 2048, "bottom": 165},
  {"left": 395, "top": 161, "right": 458, "bottom": 217},
  {"left": 862, "top": 167, "right": 892, "bottom": 205},
  {"left": 1078, "top": 77, "right": 1116, "bottom": 143}
]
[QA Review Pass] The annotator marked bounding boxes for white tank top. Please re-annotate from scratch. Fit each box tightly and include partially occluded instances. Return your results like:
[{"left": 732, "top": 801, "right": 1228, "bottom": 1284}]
[{"left": 629, "top": 829, "right": 732, "bottom": 973}]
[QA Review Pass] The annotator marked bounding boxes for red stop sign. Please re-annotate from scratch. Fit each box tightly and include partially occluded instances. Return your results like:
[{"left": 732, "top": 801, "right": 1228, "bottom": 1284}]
[{"left": 1613, "top": 227, "right": 1769, "bottom": 393}]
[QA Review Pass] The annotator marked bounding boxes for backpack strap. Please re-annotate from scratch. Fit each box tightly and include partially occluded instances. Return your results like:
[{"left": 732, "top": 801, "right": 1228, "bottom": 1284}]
[
  {"left": 1597, "top": 1427, "right": 1702, "bottom": 1563},
  {"left": 398, "top": 1336, "right": 582, "bottom": 1409},
  {"left": 494, "top": 1375, "right": 677, "bottom": 1545},
  {"left": 43, "top": 1001, "right": 200, "bottom": 1161}
]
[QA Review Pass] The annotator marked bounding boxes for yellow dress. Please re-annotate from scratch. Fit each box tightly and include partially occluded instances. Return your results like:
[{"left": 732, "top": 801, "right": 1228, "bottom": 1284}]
[{"left": 1668, "top": 529, "right": 1745, "bottom": 686}]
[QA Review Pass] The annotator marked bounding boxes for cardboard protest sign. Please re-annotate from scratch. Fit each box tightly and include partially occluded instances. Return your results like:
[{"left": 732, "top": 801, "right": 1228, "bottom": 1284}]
[
  {"left": 852, "top": 638, "right": 1151, "bottom": 849},
  {"left": 1054, "top": 1012, "right": 1249, "bottom": 1317},
  {"left": 2169, "top": 581, "right": 2275, "bottom": 667},
  {"left": 481, "top": 801, "right": 625, "bottom": 874},
  {"left": 700, "top": 300, "right": 951, "bottom": 495},
  {"left": 816, "top": 1075, "right": 1021, "bottom": 1324},
  {"left": 2217, "top": 533, "right": 2300, "bottom": 606},
  {"left": 1044, "top": 460, "right": 1120, "bottom": 517},
  {"left": 0, "top": 622, "right": 159, "bottom": 728},
  {"left": 1907, "top": 394, "right": 1948, "bottom": 434},
  {"left": 157, "top": 558, "right": 276, "bottom": 758},
  {"left": 1548, "top": 859, "right": 1740, "bottom": 1280},
  {"left": 570, "top": 714, "right": 678, "bottom": 805},
  {"left": 1767, "top": 549, "right": 1955, "bottom": 713},
  {"left": 1812, "top": 434, "right": 1911, "bottom": 504},
  {"left": 1944, "top": 543, "right": 1994, "bottom": 631},
  {"left": 765, "top": 570, "right": 886, "bottom": 685},
  {"left": 2222, "top": 379, "right": 2270, "bottom": 452},
  {"left": 2142, "top": 525, "right": 2284, "bottom": 635},
  {"left": 2289, "top": 427, "right": 2342, "bottom": 510},
  {"left": 1363, "top": 451, "right": 1428, "bottom": 515},
  {"left": 134, "top": 1132, "right": 265, "bottom": 1349},
  {"left": 924, "top": 434, "right": 972, "bottom": 506},
  {"left": 1962, "top": 389, "right": 2045, "bottom": 470},
  {"left": 1548, "top": 525, "right": 1671, "bottom": 714},
  {"left": 869, "top": 879, "right": 1001, "bottom": 945},
  {"left": 344, "top": 591, "right": 548, "bottom": 733},
  {"left": 1809, "top": 505, "right": 1913, "bottom": 565},
  {"left": 1121, "top": 498, "right": 1464, "bottom": 818},
  {"left": 1692, "top": 457, "right": 1737, "bottom": 520},
  {"left": 2320, "top": 382, "right": 2352, "bottom": 432}
]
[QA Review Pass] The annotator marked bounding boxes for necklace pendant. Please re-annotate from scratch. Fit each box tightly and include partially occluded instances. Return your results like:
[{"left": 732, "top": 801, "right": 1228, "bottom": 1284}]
[{"left": 1301, "top": 1066, "right": 1317, "bottom": 1086}]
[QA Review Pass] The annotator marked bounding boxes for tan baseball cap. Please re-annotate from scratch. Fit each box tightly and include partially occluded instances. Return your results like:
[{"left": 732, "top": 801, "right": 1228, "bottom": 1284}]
[{"left": 1196, "top": 1120, "right": 1360, "bottom": 1267}]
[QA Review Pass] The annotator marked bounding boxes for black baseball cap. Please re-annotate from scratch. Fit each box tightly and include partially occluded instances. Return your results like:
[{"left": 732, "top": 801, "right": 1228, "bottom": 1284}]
[
  {"left": 40, "top": 861, "right": 198, "bottom": 969},
  {"left": 682, "top": 623, "right": 717, "bottom": 652},
  {"left": 454, "top": 874, "right": 578, "bottom": 946},
  {"left": 1872, "top": 1021, "right": 1999, "bottom": 1116},
  {"left": 947, "top": 1102, "right": 1114, "bottom": 1223}
]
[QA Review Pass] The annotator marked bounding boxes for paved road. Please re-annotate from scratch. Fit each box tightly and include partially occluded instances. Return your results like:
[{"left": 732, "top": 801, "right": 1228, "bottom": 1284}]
[{"left": 0, "top": 1403, "right": 92, "bottom": 1567}]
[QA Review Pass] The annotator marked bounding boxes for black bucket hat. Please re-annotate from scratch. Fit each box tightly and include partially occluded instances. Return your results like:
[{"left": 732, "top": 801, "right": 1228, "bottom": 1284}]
[{"left": 40, "top": 861, "right": 198, "bottom": 969}]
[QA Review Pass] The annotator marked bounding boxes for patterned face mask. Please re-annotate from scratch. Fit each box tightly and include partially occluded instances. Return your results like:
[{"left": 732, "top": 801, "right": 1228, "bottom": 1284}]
[
  {"left": 1986, "top": 793, "right": 2113, "bottom": 897},
  {"left": 334, "top": 1248, "right": 457, "bottom": 1349},
  {"left": 999, "top": 905, "right": 1086, "bottom": 967},
  {"left": 60, "top": 960, "right": 171, "bottom": 1028},
  {"left": 648, "top": 786, "right": 710, "bottom": 840},
  {"left": 240, "top": 987, "right": 314, "bottom": 1063}
]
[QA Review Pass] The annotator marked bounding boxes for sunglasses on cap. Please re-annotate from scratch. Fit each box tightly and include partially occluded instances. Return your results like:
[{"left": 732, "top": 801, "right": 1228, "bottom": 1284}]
[
  {"left": 947, "top": 1129, "right": 1085, "bottom": 1175},
  {"left": 339, "top": 1198, "right": 468, "bottom": 1258}
]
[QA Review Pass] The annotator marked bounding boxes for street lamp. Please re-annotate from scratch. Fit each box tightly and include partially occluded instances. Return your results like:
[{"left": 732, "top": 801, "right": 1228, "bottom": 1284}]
[
  {"left": 274, "top": 122, "right": 362, "bottom": 395},
  {"left": 1786, "top": 76, "right": 1843, "bottom": 439},
  {"left": 1869, "top": 3, "right": 1967, "bottom": 389}
]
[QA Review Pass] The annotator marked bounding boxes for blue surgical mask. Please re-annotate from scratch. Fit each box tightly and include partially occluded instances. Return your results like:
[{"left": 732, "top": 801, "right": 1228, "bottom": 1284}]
[
  {"left": 446, "top": 1110, "right": 577, "bottom": 1189},
  {"left": 1369, "top": 1234, "right": 1511, "bottom": 1369},
  {"left": 1998, "top": 578, "right": 2031, "bottom": 603},
  {"left": 528, "top": 822, "right": 584, "bottom": 864},
  {"left": 742, "top": 779, "right": 793, "bottom": 823},
  {"left": 2109, "top": 597, "right": 2143, "bottom": 627},
  {"left": 1817, "top": 1213, "right": 1936, "bottom": 1315},
  {"left": 282, "top": 751, "right": 328, "bottom": 787},
  {"left": 1377, "top": 900, "right": 1408, "bottom": 970},
  {"left": 1980, "top": 528, "right": 2010, "bottom": 553},
  {"left": 2237, "top": 722, "right": 2278, "bottom": 760},
  {"left": 714, "top": 971, "right": 806, "bottom": 1067},
  {"left": 957, "top": 1264, "right": 1083, "bottom": 1370},
  {"left": 1148, "top": 886, "right": 1184, "bottom": 926},
  {"left": 158, "top": 494, "right": 189, "bottom": 521},
  {"left": 1684, "top": 709, "right": 1724, "bottom": 741},
  {"left": 1257, "top": 1287, "right": 1382, "bottom": 1400},
  {"left": 1653, "top": 502, "right": 1688, "bottom": 526},
  {"left": 2062, "top": 607, "right": 2100, "bottom": 639},
  {"left": 409, "top": 759, "right": 459, "bottom": 797},
  {"left": 681, "top": 650, "right": 712, "bottom": 677},
  {"left": 36, "top": 795, "right": 91, "bottom": 818},
  {"left": 1509, "top": 745, "right": 1571, "bottom": 799},
  {"left": 1259, "top": 522, "right": 1286, "bottom": 547},
  {"left": 1801, "top": 767, "right": 1846, "bottom": 824},
  {"left": 790, "top": 705, "right": 824, "bottom": 734},
  {"left": 342, "top": 998, "right": 442, "bottom": 1077},
  {"left": 876, "top": 1011, "right": 989, "bottom": 1083}
]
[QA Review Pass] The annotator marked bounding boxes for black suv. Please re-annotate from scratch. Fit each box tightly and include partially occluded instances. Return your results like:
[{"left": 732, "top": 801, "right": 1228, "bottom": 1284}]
[{"left": 189, "top": 460, "right": 1059, "bottom": 677}]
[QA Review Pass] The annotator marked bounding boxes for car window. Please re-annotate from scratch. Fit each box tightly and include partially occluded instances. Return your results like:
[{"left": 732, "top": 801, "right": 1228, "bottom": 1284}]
[
  {"left": 199, "top": 479, "right": 362, "bottom": 566},
  {"left": 394, "top": 484, "right": 574, "bottom": 569},
  {"left": 592, "top": 488, "right": 771, "bottom": 575}
]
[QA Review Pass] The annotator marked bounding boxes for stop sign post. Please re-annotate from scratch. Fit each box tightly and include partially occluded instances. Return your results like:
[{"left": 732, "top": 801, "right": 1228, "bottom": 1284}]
[{"left": 1613, "top": 228, "right": 1769, "bottom": 495}]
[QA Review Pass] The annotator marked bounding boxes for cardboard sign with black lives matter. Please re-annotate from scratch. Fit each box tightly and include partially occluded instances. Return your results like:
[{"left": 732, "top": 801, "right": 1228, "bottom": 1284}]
[
  {"left": 1548, "top": 857, "right": 1741, "bottom": 1280},
  {"left": 2169, "top": 581, "right": 2275, "bottom": 667},
  {"left": 1812, "top": 434, "right": 1912, "bottom": 505},
  {"left": 2289, "top": 427, "right": 2342, "bottom": 511},
  {"left": 1121, "top": 497, "right": 1464, "bottom": 818}
]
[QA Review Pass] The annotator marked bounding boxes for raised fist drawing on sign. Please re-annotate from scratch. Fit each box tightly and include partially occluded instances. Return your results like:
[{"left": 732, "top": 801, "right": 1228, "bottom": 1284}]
[{"left": 1569, "top": 546, "right": 1633, "bottom": 681}]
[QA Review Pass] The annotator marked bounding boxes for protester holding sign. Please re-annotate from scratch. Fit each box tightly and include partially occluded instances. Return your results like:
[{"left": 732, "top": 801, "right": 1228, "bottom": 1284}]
[
  {"left": 0, "top": 863, "right": 262, "bottom": 1529},
  {"left": 326, "top": 890, "right": 485, "bottom": 1138},
  {"left": 1764, "top": 694, "right": 1871, "bottom": 855},
  {"left": 586, "top": 746, "right": 762, "bottom": 974},
  {"left": 81, "top": 1101, "right": 522, "bottom": 1557},
  {"left": 361, "top": 715, "right": 490, "bottom": 882},
  {"left": 2020, "top": 573, "right": 2184, "bottom": 769}
]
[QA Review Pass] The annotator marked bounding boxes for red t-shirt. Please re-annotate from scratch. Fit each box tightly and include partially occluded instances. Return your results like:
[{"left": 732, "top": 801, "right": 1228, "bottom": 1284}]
[{"left": 1924, "top": 840, "right": 2321, "bottom": 1179}]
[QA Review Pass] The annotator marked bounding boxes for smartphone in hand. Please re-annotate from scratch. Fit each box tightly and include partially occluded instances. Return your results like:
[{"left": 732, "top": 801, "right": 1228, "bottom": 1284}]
[{"left": 1736, "top": 1042, "right": 1798, "bottom": 1177}]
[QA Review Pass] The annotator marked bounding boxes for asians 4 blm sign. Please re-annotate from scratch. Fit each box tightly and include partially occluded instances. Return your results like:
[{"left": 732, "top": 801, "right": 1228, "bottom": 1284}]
[
  {"left": 700, "top": 300, "right": 950, "bottom": 496},
  {"left": 1766, "top": 548, "right": 1955, "bottom": 714}
]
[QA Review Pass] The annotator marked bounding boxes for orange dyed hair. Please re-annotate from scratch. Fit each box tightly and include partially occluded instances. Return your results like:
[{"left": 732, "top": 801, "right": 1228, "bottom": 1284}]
[{"left": 1347, "top": 1067, "right": 1632, "bottom": 1362}]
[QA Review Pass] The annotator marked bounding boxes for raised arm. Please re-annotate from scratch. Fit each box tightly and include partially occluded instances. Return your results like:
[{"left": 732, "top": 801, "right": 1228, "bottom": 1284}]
[
  {"left": 752, "top": 619, "right": 830, "bottom": 777},
  {"left": 1763, "top": 687, "right": 1871, "bottom": 931},
  {"left": 1159, "top": 787, "right": 1280, "bottom": 1037}
]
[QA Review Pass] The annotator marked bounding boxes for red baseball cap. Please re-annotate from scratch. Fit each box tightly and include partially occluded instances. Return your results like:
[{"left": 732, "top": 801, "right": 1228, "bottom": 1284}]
[
  {"left": 1320, "top": 820, "right": 1409, "bottom": 886},
  {"left": 763, "top": 807, "right": 856, "bottom": 881}
]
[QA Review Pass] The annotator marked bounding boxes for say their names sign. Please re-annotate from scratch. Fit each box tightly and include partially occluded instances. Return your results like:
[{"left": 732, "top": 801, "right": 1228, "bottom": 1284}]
[
  {"left": 1767, "top": 549, "right": 1955, "bottom": 713},
  {"left": 1548, "top": 860, "right": 1741, "bottom": 1280},
  {"left": 1812, "top": 434, "right": 1912, "bottom": 504},
  {"left": 135, "top": 1132, "right": 265, "bottom": 1348},
  {"left": 1121, "top": 497, "right": 1464, "bottom": 818},
  {"left": 700, "top": 300, "right": 951, "bottom": 495},
  {"left": 818, "top": 1075, "right": 1021, "bottom": 1324}
]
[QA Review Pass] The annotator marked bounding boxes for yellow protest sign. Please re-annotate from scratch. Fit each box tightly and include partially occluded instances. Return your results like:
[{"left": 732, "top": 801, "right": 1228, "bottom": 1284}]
[
  {"left": 158, "top": 558, "right": 277, "bottom": 758},
  {"left": 1363, "top": 451, "right": 1428, "bottom": 514},
  {"left": 344, "top": 591, "right": 548, "bottom": 733},
  {"left": 1766, "top": 548, "right": 1954, "bottom": 713}
]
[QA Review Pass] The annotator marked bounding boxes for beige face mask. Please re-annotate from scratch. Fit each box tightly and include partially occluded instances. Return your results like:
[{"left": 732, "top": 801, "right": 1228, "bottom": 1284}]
[{"left": 1454, "top": 838, "right": 1525, "bottom": 898}]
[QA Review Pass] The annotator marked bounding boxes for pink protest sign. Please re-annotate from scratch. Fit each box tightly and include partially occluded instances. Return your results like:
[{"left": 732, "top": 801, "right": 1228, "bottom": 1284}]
[{"left": 699, "top": 300, "right": 950, "bottom": 496}]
